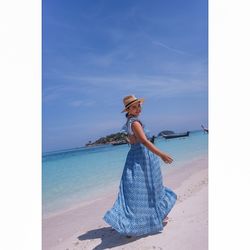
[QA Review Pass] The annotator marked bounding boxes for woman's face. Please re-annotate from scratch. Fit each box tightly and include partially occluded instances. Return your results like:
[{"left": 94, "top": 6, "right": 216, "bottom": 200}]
[{"left": 127, "top": 102, "right": 142, "bottom": 116}]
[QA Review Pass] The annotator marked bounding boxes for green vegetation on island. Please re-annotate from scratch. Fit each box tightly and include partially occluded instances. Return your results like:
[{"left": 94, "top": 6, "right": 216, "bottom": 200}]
[{"left": 85, "top": 132, "right": 128, "bottom": 147}]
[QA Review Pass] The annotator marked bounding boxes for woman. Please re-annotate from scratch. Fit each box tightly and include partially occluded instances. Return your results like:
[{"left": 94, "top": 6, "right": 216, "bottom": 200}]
[{"left": 103, "top": 95, "right": 177, "bottom": 237}]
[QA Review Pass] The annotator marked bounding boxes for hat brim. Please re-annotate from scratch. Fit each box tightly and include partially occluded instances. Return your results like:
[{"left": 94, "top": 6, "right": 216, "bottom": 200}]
[{"left": 121, "top": 98, "right": 144, "bottom": 113}]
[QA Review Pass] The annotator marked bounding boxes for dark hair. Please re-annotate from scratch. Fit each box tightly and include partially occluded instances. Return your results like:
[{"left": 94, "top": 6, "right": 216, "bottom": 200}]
[{"left": 125, "top": 112, "right": 129, "bottom": 118}]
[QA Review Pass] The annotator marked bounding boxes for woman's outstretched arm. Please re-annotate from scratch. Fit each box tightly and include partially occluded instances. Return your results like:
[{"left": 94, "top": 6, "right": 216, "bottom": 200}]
[{"left": 131, "top": 121, "right": 173, "bottom": 164}]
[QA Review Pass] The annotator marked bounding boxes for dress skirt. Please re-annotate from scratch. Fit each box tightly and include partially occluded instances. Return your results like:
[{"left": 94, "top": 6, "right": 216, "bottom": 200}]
[{"left": 103, "top": 143, "right": 177, "bottom": 236}]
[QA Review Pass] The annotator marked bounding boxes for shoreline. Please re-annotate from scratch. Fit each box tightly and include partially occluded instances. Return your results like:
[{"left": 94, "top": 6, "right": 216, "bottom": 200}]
[
  {"left": 43, "top": 155, "right": 208, "bottom": 250},
  {"left": 43, "top": 154, "right": 206, "bottom": 219}
]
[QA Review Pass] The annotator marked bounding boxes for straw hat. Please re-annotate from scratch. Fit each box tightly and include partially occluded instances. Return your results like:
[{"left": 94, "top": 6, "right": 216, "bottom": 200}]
[{"left": 121, "top": 95, "right": 144, "bottom": 113}]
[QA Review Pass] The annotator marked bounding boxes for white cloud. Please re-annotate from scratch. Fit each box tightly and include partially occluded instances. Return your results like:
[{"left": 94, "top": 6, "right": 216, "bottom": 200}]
[
  {"left": 64, "top": 74, "right": 207, "bottom": 97},
  {"left": 152, "top": 41, "right": 190, "bottom": 55},
  {"left": 69, "top": 100, "right": 96, "bottom": 107},
  {"left": 69, "top": 100, "right": 84, "bottom": 107},
  {"left": 43, "top": 58, "right": 207, "bottom": 104}
]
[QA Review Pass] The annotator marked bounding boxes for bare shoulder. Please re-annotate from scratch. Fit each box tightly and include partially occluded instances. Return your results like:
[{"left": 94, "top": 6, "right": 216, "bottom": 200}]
[
  {"left": 131, "top": 120, "right": 143, "bottom": 131},
  {"left": 131, "top": 120, "right": 147, "bottom": 140},
  {"left": 131, "top": 120, "right": 142, "bottom": 126}
]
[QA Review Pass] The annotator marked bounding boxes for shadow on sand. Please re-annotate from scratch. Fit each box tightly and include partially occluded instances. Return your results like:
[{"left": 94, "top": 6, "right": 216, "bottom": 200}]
[{"left": 77, "top": 221, "right": 168, "bottom": 249}]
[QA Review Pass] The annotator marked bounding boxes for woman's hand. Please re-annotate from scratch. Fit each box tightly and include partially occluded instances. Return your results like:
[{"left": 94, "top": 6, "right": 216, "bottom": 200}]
[{"left": 161, "top": 153, "right": 173, "bottom": 164}]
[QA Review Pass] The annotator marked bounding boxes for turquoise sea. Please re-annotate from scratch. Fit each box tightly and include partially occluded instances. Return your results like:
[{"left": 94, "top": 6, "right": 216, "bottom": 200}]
[{"left": 42, "top": 130, "right": 208, "bottom": 217}]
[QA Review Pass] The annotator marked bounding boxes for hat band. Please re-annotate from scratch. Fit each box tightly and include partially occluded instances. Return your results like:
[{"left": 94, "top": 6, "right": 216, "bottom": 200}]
[{"left": 125, "top": 99, "right": 139, "bottom": 108}]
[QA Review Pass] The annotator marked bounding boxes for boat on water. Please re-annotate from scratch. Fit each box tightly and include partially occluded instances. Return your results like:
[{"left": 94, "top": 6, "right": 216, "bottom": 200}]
[
  {"left": 201, "top": 125, "right": 208, "bottom": 133},
  {"left": 150, "top": 135, "right": 155, "bottom": 144},
  {"left": 158, "top": 130, "right": 190, "bottom": 139}
]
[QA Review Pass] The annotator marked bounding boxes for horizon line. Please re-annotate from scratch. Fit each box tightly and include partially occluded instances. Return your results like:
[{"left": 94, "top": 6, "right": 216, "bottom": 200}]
[{"left": 43, "top": 128, "right": 204, "bottom": 155}]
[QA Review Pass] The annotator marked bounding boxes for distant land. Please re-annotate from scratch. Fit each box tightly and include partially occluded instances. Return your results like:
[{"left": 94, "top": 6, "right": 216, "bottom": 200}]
[
  {"left": 85, "top": 132, "right": 128, "bottom": 147},
  {"left": 85, "top": 127, "right": 205, "bottom": 148},
  {"left": 43, "top": 129, "right": 204, "bottom": 155}
]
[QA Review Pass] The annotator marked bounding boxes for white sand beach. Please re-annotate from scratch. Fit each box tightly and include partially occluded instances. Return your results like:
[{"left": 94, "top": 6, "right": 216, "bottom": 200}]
[{"left": 43, "top": 156, "right": 208, "bottom": 250}]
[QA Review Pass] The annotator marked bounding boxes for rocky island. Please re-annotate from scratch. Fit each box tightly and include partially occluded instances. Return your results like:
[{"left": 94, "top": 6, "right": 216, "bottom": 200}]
[
  {"left": 85, "top": 132, "right": 128, "bottom": 147},
  {"left": 86, "top": 131, "right": 156, "bottom": 147}
]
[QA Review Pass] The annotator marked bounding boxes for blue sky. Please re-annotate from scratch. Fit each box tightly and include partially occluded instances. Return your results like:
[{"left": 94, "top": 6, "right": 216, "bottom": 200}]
[{"left": 42, "top": 0, "right": 208, "bottom": 152}]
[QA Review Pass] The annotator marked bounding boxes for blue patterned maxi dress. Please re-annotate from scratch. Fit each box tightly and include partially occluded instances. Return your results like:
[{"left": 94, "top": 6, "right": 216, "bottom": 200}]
[{"left": 103, "top": 116, "right": 177, "bottom": 236}]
